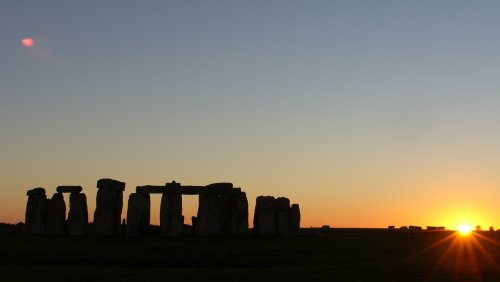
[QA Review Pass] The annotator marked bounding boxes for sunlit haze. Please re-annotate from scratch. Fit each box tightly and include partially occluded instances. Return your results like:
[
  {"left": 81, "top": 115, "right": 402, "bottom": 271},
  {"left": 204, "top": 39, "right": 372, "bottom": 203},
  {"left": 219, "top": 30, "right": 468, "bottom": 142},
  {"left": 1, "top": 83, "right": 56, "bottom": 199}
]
[{"left": 1, "top": 1, "right": 500, "bottom": 229}]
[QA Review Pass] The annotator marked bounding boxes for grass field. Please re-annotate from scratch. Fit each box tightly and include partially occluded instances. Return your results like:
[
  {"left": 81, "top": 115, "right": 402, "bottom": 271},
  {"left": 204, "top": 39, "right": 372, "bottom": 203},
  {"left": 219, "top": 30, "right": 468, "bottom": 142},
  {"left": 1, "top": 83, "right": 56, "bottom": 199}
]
[{"left": 1, "top": 229, "right": 499, "bottom": 281}]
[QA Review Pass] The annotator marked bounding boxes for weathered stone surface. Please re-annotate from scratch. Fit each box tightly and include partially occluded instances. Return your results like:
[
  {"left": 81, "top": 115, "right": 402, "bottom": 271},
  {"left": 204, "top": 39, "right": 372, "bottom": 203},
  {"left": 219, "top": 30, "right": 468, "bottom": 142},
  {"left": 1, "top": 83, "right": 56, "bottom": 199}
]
[
  {"left": 195, "top": 193, "right": 219, "bottom": 236},
  {"left": 160, "top": 193, "right": 183, "bottom": 236},
  {"left": 275, "top": 197, "right": 291, "bottom": 236},
  {"left": 228, "top": 192, "right": 248, "bottom": 235},
  {"left": 254, "top": 196, "right": 277, "bottom": 236},
  {"left": 27, "top": 187, "right": 46, "bottom": 197},
  {"left": 46, "top": 193, "right": 66, "bottom": 235},
  {"left": 97, "top": 178, "right": 126, "bottom": 191},
  {"left": 67, "top": 193, "right": 88, "bottom": 235},
  {"left": 26, "top": 193, "right": 48, "bottom": 234},
  {"left": 93, "top": 179, "right": 124, "bottom": 236},
  {"left": 126, "top": 193, "right": 150, "bottom": 237},
  {"left": 289, "top": 204, "right": 301, "bottom": 235},
  {"left": 56, "top": 186, "right": 82, "bottom": 193}
]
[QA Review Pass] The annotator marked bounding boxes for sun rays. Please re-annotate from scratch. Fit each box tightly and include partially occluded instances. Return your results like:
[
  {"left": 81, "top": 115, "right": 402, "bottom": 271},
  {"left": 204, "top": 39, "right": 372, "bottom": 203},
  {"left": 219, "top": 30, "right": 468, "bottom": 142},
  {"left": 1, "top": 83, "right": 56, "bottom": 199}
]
[{"left": 404, "top": 229, "right": 500, "bottom": 281}]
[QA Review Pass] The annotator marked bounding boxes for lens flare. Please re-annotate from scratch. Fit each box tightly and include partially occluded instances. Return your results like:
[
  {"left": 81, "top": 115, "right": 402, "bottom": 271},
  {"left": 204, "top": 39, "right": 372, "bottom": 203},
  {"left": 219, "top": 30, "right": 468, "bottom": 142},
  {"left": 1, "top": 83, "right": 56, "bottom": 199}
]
[
  {"left": 22, "top": 38, "right": 34, "bottom": 48},
  {"left": 458, "top": 224, "right": 472, "bottom": 236}
]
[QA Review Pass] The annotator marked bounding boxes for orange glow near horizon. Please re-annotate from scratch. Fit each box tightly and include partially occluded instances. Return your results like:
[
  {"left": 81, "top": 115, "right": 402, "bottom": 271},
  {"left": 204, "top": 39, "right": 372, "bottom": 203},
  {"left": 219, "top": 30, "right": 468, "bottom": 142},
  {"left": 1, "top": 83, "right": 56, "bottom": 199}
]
[{"left": 21, "top": 37, "right": 34, "bottom": 48}]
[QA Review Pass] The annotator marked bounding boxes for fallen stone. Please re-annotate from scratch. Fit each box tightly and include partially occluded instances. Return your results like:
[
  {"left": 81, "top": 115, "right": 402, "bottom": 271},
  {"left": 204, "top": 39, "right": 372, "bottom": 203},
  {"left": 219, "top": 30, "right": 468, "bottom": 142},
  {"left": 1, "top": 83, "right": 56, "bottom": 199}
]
[
  {"left": 46, "top": 193, "right": 66, "bottom": 235},
  {"left": 56, "top": 186, "right": 82, "bottom": 193},
  {"left": 67, "top": 193, "right": 88, "bottom": 235}
]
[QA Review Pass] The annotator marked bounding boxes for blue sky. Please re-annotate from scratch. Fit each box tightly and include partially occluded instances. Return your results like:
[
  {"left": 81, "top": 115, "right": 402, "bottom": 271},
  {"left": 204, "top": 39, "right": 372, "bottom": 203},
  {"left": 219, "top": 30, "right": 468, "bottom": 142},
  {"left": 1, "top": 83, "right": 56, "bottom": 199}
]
[{"left": 2, "top": 1, "right": 500, "bottom": 228}]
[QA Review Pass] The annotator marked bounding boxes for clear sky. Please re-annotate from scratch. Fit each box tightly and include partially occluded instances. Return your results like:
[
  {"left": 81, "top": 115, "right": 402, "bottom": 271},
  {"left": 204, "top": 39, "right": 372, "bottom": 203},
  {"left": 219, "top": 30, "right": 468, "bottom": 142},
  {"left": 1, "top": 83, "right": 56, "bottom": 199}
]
[{"left": 1, "top": 1, "right": 500, "bottom": 229}]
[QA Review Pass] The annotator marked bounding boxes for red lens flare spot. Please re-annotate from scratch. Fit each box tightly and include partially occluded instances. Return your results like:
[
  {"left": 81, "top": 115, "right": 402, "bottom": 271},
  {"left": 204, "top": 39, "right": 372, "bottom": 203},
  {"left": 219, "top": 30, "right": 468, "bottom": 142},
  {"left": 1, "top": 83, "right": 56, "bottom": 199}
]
[{"left": 22, "top": 38, "right": 35, "bottom": 48}]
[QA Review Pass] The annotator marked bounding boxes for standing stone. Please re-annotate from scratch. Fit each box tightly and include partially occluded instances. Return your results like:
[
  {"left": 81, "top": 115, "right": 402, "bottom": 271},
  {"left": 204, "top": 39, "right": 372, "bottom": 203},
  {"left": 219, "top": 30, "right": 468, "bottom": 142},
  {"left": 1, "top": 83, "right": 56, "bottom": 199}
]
[
  {"left": 67, "top": 193, "right": 88, "bottom": 235},
  {"left": 160, "top": 193, "right": 183, "bottom": 236},
  {"left": 275, "top": 197, "right": 291, "bottom": 236},
  {"left": 46, "top": 193, "right": 66, "bottom": 235},
  {"left": 228, "top": 192, "right": 248, "bottom": 235},
  {"left": 195, "top": 194, "right": 209, "bottom": 236},
  {"left": 195, "top": 193, "right": 223, "bottom": 236},
  {"left": 217, "top": 194, "right": 230, "bottom": 234},
  {"left": 31, "top": 195, "right": 48, "bottom": 234},
  {"left": 126, "top": 192, "right": 150, "bottom": 237},
  {"left": 289, "top": 204, "right": 301, "bottom": 235},
  {"left": 93, "top": 178, "right": 125, "bottom": 236},
  {"left": 191, "top": 216, "right": 197, "bottom": 235},
  {"left": 254, "top": 196, "right": 277, "bottom": 236},
  {"left": 24, "top": 195, "right": 34, "bottom": 234},
  {"left": 25, "top": 188, "right": 47, "bottom": 235}
]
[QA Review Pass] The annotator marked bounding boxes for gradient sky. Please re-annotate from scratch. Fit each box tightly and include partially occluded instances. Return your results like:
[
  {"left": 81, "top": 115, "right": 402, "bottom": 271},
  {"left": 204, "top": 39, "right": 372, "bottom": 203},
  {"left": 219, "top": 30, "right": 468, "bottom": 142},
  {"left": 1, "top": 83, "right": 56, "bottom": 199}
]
[{"left": 2, "top": 1, "right": 500, "bottom": 229}]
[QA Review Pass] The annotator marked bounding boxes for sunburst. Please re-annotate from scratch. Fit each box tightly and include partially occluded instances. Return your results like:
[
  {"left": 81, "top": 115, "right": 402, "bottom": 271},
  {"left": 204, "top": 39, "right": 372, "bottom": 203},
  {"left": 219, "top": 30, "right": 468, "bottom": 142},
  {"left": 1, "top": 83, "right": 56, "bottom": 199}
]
[
  {"left": 458, "top": 224, "right": 472, "bottom": 236},
  {"left": 403, "top": 228, "right": 500, "bottom": 281}
]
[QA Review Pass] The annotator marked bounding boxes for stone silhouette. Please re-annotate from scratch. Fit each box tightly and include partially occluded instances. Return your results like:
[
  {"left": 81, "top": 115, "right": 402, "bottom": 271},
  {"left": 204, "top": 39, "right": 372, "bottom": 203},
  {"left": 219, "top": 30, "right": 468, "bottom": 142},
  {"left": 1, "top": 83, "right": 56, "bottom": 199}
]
[
  {"left": 289, "top": 204, "right": 301, "bottom": 235},
  {"left": 67, "top": 192, "right": 88, "bottom": 235},
  {"left": 25, "top": 188, "right": 47, "bottom": 234},
  {"left": 254, "top": 196, "right": 277, "bottom": 236},
  {"left": 227, "top": 192, "right": 249, "bottom": 235},
  {"left": 126, "top": 192, "right": 150, "bottom": 237},
  {"left": 23, "top": 178, "right": 300, "bottom": 238},
  {"left": 133, "top": 181, "right": 248, "bottom": 237},
  {"left": 195, "top": 183, "right": 248, "bottom": 236},
  {"left": 160, "top": 192, "right": 183, "bottom": 236},
  {"left": 93, "top": 178, "right": 125, "bottom": 236},
  {"left": 275, "top": 197, "right": 291, "bottom": 236},
  {"left": 56, "top": 186, "right": 83, "bottom": 193},
  {"left": 46, "top": 193, "right": 66, "bottom": 235},
  {"left": 25, "top": 185, "right": 88, "bottom": 236},
  {"left": 254, "top": 196, "right": 301, "bottom": 236},
  {"left": 196, "top": 193, "right": 219, "bottom": 236}
]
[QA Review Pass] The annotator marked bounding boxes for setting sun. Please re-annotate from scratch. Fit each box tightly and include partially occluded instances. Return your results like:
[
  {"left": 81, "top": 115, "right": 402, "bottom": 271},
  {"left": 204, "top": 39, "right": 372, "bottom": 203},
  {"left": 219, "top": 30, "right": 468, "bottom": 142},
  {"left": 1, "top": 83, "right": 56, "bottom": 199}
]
[{"left": 457, "top": 224, "right": 472, "bottom": 236}]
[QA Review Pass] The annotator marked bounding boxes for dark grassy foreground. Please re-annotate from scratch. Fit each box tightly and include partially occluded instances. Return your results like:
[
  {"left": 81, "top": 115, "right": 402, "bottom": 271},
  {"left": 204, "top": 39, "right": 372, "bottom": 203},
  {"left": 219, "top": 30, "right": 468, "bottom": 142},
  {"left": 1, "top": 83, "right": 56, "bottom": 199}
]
[{"left": 1, "top": 229, "right": 499, "bottom": 281}]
